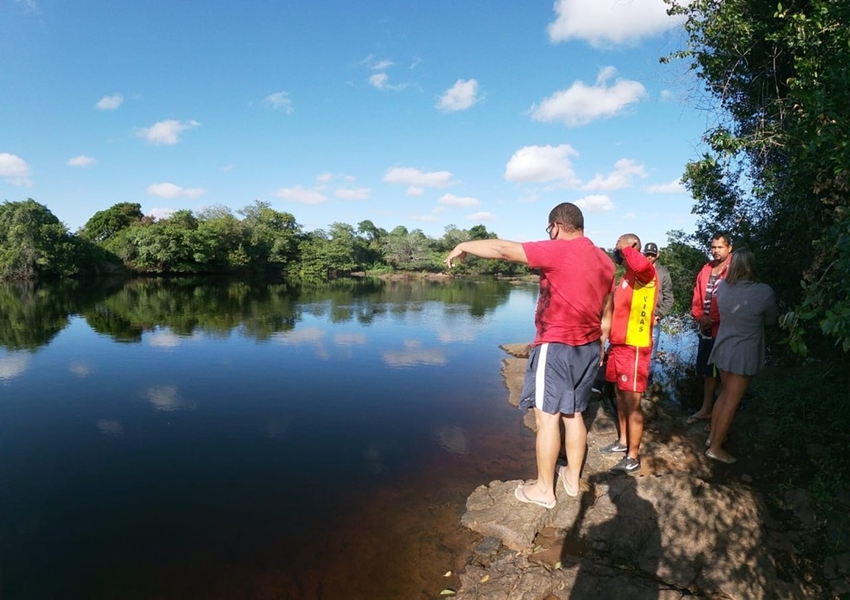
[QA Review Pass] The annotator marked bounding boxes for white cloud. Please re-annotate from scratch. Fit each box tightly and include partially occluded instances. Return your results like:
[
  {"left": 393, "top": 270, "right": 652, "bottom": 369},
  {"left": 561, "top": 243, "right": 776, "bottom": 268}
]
[
  {"left": 362, "top": 55, "right": 410, "bottom": 90},
  {"left": 575, "top": 194, "right": 616, "bottom": 212},
  {"left": 409, "top": 212, "right": 440, "bottom": 223},
  {"left": 148, "top": 208, "right": 175, "bottom": 221},
  {"left": 437, "top": 79, "right": 480, "bottom": 112},
  {"left": 14, "top": 0, "right": 40, "bottom": 12},
  {"left": 646, "top": 178, "right": 686, "bottom": 193},
  {"left": 369, "top": 73, "right": 390, "bottom": 89},
  {"left": 465, "top": 211, "right": 495, "bottom": 222},
  {"left": 147, "top": 182, "right": 205, "bottom": 199},
  {"left": 264, "top": 91, "right": 294, "bottom": 114},
  {"left": 529, "top": 67, "right": 646, "bottom": 126},
  {"left": 582, "top": 159, "right": 647, "bottom": 191},
  {"left": 439, "top": 193, "right": 480, "bottom": 208},
  {"left": 334, "top": 187, "right": 371, "bottom": 200},
  {"left": 67, "top": 155, "right": 96, "bottom": 167},
  {"left": 274, "top": 185, "right": 329, "bottom": 205},
  {"left": 137, "top": 119, "right": 199, "bottom": 145},
  {"left": 504, "top": 144, "right": 579, "bottom": 185},
  {"left": 547, "top": 0, "right": 683, "bottom": 48},
  {"left": 383, "top": 167, "right": 457, "bottom": 195},
  {"left": 0, "top": 152, "right": 32, "bottom": 185},
  {"left": 96, "top": 94, "right": 124, "bottom": 110}
]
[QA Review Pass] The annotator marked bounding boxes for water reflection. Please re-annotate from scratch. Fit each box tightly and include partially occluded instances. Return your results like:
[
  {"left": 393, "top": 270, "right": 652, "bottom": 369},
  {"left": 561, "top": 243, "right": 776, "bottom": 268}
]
[
  {"left": 0, "top": 351, "right": 30, "bottom": 381},
  {"left": 0, "top": 276, "right": 534, "bottom": 599},
  {"left": 435, "top": 424, "right": 469, "bottom": 455},
  {"left": 0, "top": 276, "right": 520, "bottom": 351},
  {"left": 144, "top": 383, "right": 193, "bottom": 412},
  {"left": 97, "top": 419, "right": 125, "bottom": 436},
  {"left": 69, "top": 361, "right": 92, "bottom": 376},
  {"left": 383, "top": 339, "right": 448, "bottom": 367}
]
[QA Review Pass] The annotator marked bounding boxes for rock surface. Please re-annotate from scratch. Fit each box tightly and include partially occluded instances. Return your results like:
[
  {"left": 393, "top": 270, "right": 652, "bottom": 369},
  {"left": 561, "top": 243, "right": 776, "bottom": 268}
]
[{"left": 447, "top": 344, "right": 821, "bottom": 599}]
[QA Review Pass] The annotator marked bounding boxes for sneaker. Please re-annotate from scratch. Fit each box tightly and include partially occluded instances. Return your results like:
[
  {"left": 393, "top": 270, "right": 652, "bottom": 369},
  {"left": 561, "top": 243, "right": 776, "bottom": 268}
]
[
  {"left": 610, "top": 456, "right": 641, "bottom": 474},
  {"left": 600, "top": 440, "right": 627, "bottom": 454}
]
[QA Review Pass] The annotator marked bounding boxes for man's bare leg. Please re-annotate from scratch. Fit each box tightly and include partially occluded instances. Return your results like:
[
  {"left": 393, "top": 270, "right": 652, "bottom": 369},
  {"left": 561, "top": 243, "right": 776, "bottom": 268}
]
[
  {"left": 520, "top": 408, "right": 560, "bottom": 505},
  {"left": 561, "top": 412, "right": 586, "bottom": 492}
]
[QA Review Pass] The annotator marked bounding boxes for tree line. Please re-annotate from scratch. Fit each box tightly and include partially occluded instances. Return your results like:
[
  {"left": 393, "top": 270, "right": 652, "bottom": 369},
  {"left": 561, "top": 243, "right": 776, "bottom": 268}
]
[
  {"left": 4, "top": 0, "right": 850, "bottom": 361},
  {"left": 0, "top": 198, "right": 527, "bottom": 282}
]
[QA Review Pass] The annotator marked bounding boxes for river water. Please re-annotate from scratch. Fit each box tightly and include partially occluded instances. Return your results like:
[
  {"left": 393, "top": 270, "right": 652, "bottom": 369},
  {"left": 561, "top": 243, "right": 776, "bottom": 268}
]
[{"left": 0, "top": 277, "right": 542, "bottom": 599}]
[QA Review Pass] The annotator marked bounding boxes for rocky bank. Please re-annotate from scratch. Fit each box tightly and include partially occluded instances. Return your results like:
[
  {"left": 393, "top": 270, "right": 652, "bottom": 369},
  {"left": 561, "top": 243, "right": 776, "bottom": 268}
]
[{"left": 442, "top": 344, "right": 839, "bottom": 599}]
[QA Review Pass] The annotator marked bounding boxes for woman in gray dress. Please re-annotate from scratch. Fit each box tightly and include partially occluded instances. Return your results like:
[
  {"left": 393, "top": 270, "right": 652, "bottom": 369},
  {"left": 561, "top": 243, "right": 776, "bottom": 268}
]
[{"left": 705, "top": 248, "right": 777, "bottom": 463}]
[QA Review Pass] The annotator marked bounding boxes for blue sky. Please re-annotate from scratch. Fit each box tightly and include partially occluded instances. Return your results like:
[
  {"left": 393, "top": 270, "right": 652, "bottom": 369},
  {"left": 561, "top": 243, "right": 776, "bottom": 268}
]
[{"left": 1, "top": 0, "right": 712, "bottom": 249}]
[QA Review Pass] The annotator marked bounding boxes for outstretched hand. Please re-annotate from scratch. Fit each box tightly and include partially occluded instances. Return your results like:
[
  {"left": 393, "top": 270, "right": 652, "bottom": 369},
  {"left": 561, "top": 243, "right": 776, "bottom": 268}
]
[{"left": 444, "top": 247, "right": 467, "bottom": 269}]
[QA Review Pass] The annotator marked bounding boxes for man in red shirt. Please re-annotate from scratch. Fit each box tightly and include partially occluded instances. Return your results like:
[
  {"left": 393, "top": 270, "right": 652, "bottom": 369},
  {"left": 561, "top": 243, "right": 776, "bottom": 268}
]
[
  {"left": 687, "top": 233, "right": 733, "bottom": 425},
  {"left": 445, "top": 203, "right": 615, "bottom": 508},
  {"left": 601, "top": 233, "right": 658, "bottom": 474}
]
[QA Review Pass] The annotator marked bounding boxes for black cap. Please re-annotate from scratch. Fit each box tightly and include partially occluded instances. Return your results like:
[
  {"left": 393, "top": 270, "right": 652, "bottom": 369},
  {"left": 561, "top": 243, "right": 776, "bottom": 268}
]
[{"left": 643, "top": 242, "right": 659, "bottom": 255}]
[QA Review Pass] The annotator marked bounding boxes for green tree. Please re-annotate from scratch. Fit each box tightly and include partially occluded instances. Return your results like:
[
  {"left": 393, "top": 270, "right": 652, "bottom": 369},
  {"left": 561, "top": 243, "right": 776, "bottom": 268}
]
[
  {"left": 666, "top": 0, "right": 850, "bottom": 355},
  {"left": 0, "top": 199, "right": 79, "bottom": 279},
  {"left": 79, "top": 202, "right": 144, "bottom": 243},
  {"left": 381, "top": 226, "right": 432, "bottom": 271},
  {"left": 239, "top": 201, "right": 303, "bottom": 272}
]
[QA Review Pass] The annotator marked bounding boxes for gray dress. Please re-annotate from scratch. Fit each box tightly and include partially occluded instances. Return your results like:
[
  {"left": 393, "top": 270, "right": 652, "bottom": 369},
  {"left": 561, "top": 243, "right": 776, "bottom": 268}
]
[{"left": 708, "top": 280, "right": 778, "bottom": 376}]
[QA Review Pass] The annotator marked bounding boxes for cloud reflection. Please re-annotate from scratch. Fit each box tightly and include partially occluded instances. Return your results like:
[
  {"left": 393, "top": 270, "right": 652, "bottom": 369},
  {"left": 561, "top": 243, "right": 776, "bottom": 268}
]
[
  {"left": 97, "top": 419, "right": 124, "bottom": 436},
  {"left": 272, "top": 327, "right": 328, "bottom": 358},
  {"left": 382, "top": 340, "right": 447, "bottom": 367},
  {"left": 435, "top": 325, "right": 478, "bottom": 343},
  {"left": 435, "top": 424, "right": 469, "bottom": 455},
  {"left": 333, "top": 332, "right": 367, "bottom": 347},
  {"left": 0, "top": 353, "right": 30, "bottom": 382},
  {"left": 69, "top": 362, "right": 91, "bottom": 377},
  {"left": 144, "top": 384, "right": 194, "bottom": 411},
  {"left": 148, "top": 331, "right": 182, "bottom": 348}
]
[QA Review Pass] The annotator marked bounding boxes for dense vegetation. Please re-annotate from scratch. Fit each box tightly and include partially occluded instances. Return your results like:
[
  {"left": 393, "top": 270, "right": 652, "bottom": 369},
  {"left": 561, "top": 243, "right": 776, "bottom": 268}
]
[
  {"left": 663, "top": 0, "right": 850, "bottom": 516},
  {"left": 0, "top": 199, "right": 527, "bottom": 282}
]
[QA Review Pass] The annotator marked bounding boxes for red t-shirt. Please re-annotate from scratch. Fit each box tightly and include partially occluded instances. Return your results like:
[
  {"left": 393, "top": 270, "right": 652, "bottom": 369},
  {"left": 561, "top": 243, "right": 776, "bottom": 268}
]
[{"left": 522, "top": 237, "right": 616, "bottom": 346}]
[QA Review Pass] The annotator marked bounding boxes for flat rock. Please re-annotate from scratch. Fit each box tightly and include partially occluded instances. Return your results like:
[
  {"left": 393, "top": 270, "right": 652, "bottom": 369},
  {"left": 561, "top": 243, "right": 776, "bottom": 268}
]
[{"left": 450, "top": 345, "right": 821, "bottom": 600}]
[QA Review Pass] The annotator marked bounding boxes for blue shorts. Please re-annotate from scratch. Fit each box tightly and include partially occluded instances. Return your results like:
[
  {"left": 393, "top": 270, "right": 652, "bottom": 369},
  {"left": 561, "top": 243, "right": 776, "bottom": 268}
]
[{"left": 519, "top": 342, "right": 600, "bottom": 415}]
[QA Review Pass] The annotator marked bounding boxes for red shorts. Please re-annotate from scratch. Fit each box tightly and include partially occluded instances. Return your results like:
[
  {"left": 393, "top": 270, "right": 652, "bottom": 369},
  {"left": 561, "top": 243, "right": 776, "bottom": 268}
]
[{"left": 605, "top": 344, "right": 652, "bottom": 393}]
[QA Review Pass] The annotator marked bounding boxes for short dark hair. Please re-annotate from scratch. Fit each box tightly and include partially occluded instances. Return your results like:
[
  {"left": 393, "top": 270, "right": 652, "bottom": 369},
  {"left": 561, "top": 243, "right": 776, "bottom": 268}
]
[
  {"left": 712, "top": 232, "right": 733, "bottom": 246},
  {"left": 548, "top": 202, "right": 584, "bottom": 232}
]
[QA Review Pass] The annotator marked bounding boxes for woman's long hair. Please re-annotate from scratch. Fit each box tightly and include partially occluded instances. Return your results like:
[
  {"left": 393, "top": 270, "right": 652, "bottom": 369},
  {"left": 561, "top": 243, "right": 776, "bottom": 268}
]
[{"left": 725, "top": 247, "right": 757, "bottom": 285}]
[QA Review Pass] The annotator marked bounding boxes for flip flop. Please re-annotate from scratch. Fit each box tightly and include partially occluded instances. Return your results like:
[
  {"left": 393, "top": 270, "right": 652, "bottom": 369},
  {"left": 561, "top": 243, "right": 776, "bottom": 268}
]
[
  {"left": 514, "top": 483, "right": 556, "bottom": 509},
  {"left": 705, "top": 449, "right": 737, "bottom": 464},
  {"left": 559, "top": 466, "right": 579, "bottom": 497},
  {"left": 686, "top": 413, "right": 710, "bottom": 424}
]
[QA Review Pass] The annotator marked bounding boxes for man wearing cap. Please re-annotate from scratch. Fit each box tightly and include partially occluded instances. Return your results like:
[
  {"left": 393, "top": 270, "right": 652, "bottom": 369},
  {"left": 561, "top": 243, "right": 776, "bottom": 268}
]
[{"left": 643, "top": 242, "right": 674, "bottom": 384}]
